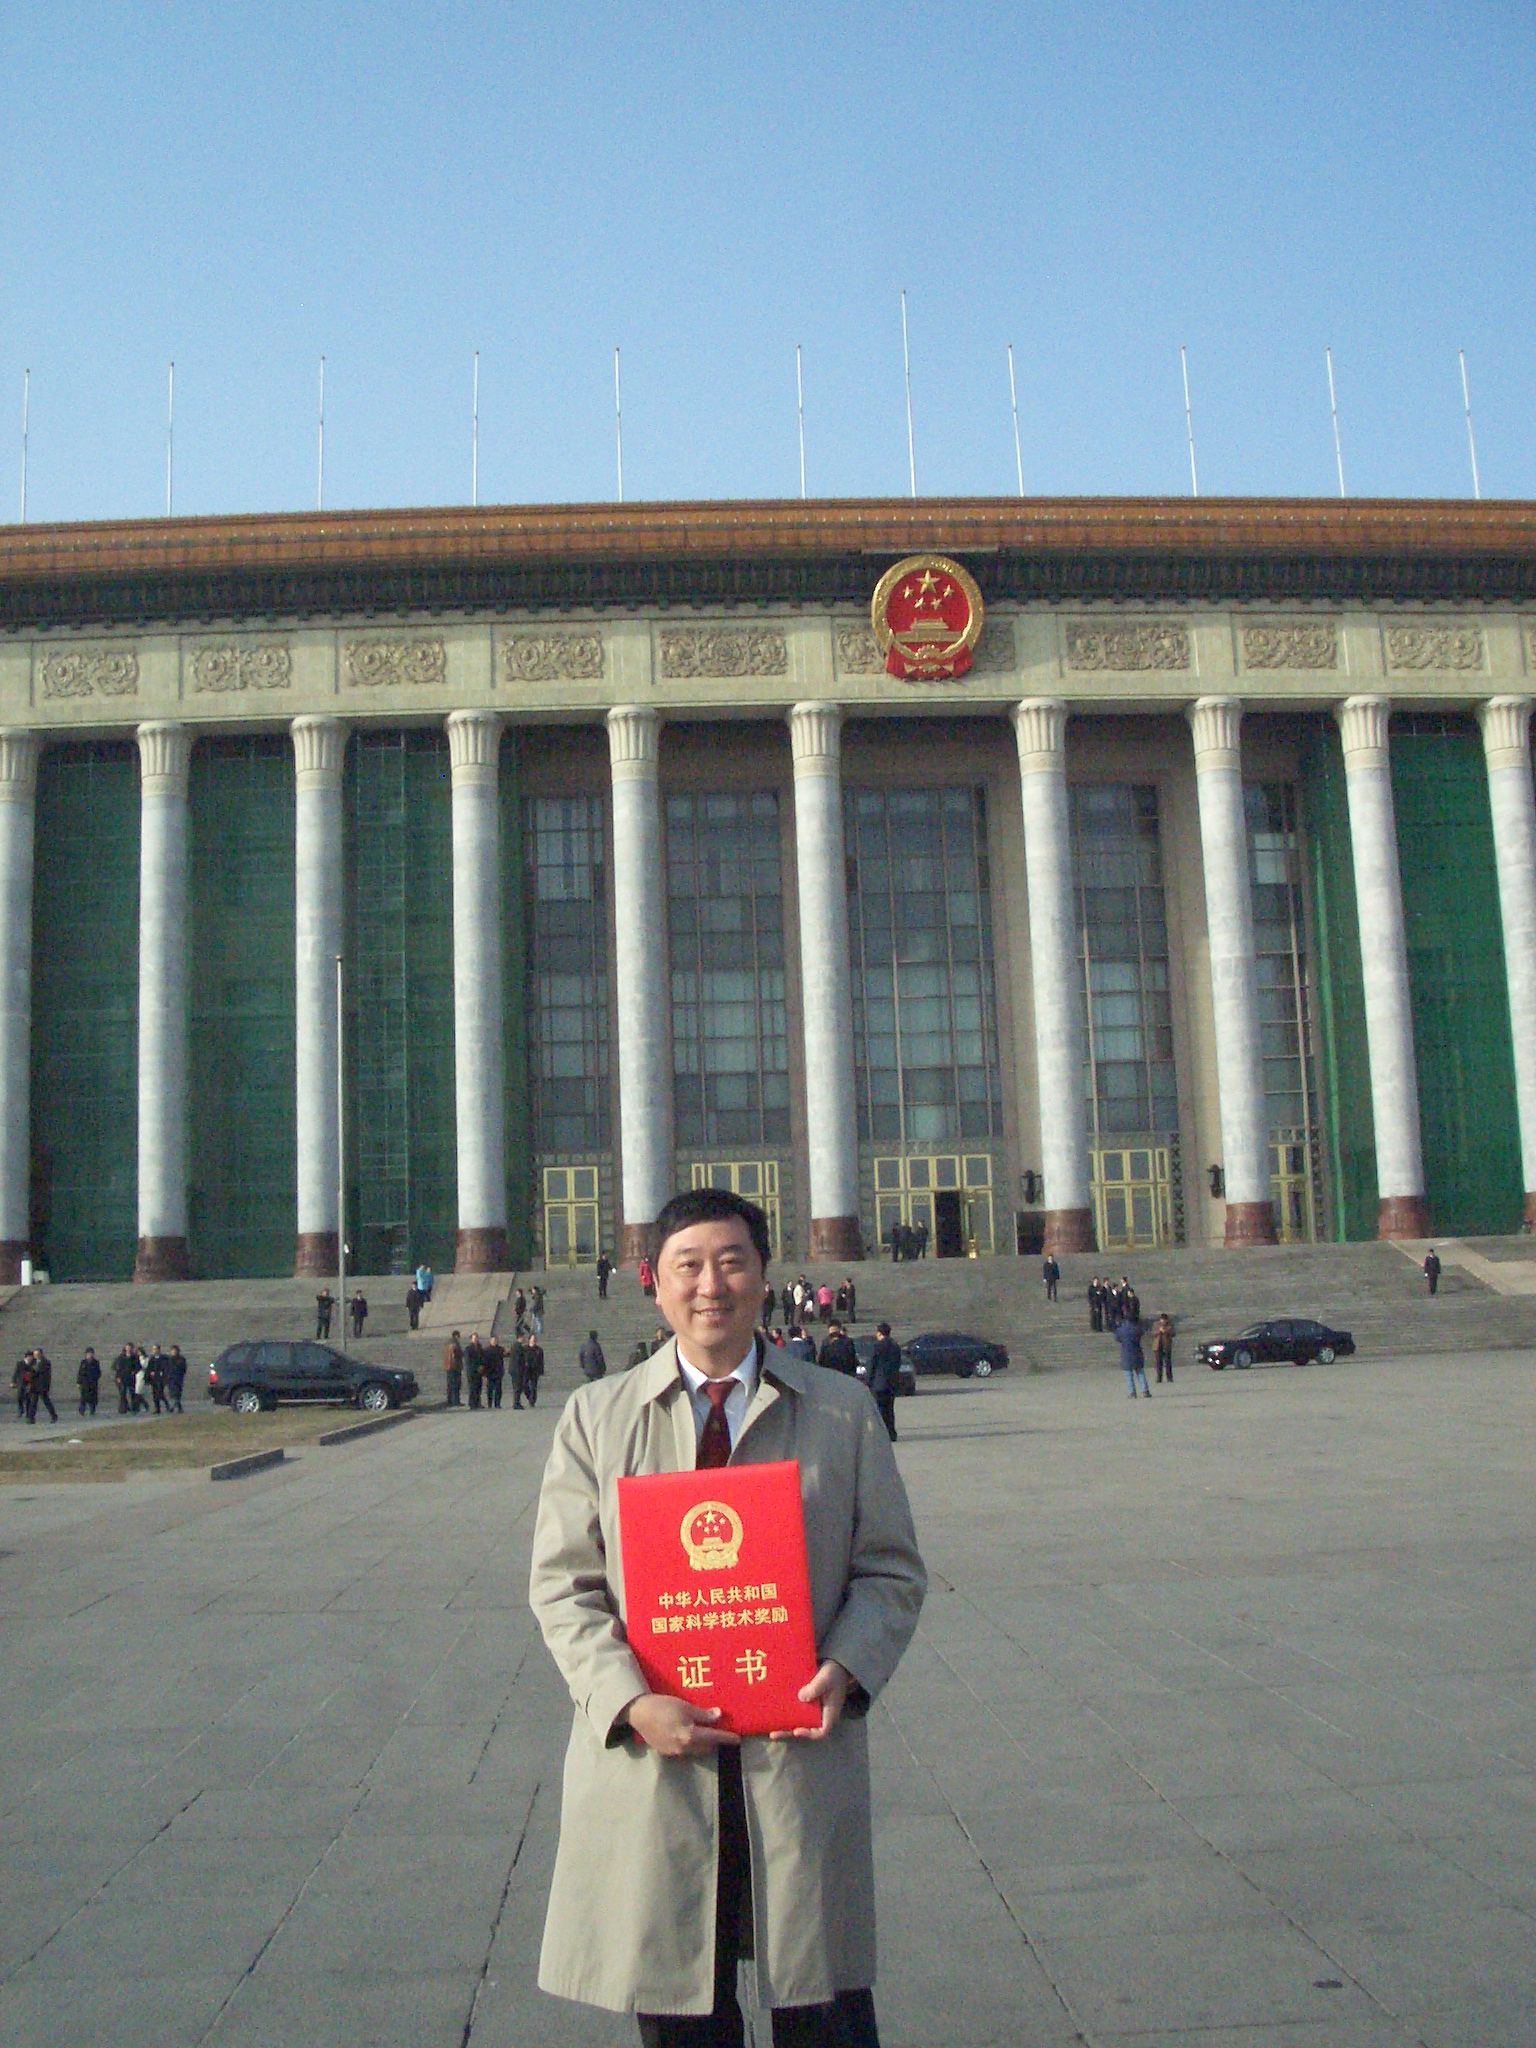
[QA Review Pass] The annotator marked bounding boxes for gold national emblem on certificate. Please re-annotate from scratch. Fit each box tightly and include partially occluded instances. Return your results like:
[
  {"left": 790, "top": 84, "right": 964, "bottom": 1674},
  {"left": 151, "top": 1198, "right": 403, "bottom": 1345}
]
[
  {"left": 871, "top": 553, "right": 984, "bottom": 679},
  {"left": 681, "top": 1499, "right": 744, "bottom": 1572}
]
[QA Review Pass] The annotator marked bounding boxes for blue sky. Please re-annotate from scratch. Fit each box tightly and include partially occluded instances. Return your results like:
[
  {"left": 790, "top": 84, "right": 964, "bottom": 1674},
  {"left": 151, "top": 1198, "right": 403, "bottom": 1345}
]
[{"left": 3, "top": 2, "right": 1532, "bottom": 521}]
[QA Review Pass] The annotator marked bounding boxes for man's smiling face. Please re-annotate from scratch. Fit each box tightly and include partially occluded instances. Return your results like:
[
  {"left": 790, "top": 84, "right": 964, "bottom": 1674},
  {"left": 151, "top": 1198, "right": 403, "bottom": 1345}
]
[{"left": 654, "top": 1217, "right": 765, "bottom": 1376}]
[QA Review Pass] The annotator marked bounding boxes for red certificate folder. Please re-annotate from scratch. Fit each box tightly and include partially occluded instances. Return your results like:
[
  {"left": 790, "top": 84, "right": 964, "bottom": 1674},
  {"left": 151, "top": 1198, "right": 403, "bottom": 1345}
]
[{"left": 617, "top": 1459, "right": 821, "bottom": 1736}]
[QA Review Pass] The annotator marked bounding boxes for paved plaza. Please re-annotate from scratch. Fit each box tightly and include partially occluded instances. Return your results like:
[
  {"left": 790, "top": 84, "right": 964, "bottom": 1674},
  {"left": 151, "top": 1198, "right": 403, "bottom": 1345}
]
[{"left": 2, "top": 1346, "right": 1533, "bottom": 2047}]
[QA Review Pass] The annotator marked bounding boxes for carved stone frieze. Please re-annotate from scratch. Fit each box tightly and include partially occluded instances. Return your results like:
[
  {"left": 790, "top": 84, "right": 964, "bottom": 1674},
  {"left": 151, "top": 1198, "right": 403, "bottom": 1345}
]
[
  {"left": 500, "top": 632, "right": 604, "bottom": 684},
  {"left": 190, "top": 642, "right": 292, "bottom": 694},
  {"left": 1240, "top": 620, "right": 1338, "bottom": 670},
  {"left": 40, "top": 647, "right": 139, "bottom": 700},
  {"left": 835, "top": 624, "right": 883, "bottom": 674},
  {"left": 343, "top": 637, "right": 447, "bottom": 689},
  {"left": 658, "top": 627, "right": 787, "bottom": 679},
  {"left": 835, "top": 617, "right": 1014, "bottom": 677},
  {"left": 1383, "top": 622, "right": 1484, "bottom": 672},
  {"left": 1065, "top": 621, "right": 1190, "bottom": 672}
]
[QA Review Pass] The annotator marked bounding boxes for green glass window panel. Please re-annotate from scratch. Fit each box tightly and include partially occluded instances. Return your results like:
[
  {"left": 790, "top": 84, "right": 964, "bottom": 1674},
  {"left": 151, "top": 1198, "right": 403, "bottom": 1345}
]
[
  {"left": 1391, "top": 723, "right": 1520, "bottom": 1236},
  {"left": 189, "top": 738, "right": 296, "bottom": 1278},
  {"left": 1301, "top": 723, "right": 1376, "bottom": 1238},
  {"left": 347, "top": 732, "right": 458, "bottom": 1275},
  {"left": 31, "top": 743, "right": 138, "bottom": 1279}
]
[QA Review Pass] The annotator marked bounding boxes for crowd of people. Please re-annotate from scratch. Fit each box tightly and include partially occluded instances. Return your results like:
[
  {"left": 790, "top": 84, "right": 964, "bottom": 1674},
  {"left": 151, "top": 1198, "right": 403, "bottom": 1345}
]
[
  {"left": 11, "top": 1341, "right": 190, "bottom": 1423},
  {"left": 441, "top": 1328, "right": 545, "bottom": 1409},
  {"left": 1065, "top": 1269, "right": 1175, "bottom": 1397}
]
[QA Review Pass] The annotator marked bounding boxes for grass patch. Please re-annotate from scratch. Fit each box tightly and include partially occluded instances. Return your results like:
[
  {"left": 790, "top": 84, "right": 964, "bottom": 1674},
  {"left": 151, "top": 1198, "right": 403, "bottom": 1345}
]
[{"left": 0, "top": 1403, "right": 383, "bottom": 1483}]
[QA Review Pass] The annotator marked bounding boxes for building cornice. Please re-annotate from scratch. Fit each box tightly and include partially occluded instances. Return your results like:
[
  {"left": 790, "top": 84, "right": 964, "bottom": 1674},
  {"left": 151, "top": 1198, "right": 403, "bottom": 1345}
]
[{"left": 1, "top": 496, "right": 1534, "bottom": 630}]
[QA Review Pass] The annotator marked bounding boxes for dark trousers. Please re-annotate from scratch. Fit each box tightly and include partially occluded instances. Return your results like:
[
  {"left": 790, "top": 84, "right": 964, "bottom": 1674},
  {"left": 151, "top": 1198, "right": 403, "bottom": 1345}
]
[
  {"left": 28, "top": 1390, "right": 58, "bottom": 1423},
  {"left": 485, "top": 1373, "right": 503, "bottom": 1409},
  {"left": 524, "top": 1375, "right": 540, "bottom": 1408},
  {"left": 467, "top": 1376, "right": 482, "bottom": 1409},
  {"left": 637, "top": 1750, "right": 880, "bottom": 2048},
  {"left": 446, "top": 1369, "right": 462, "bottom": 1406},
  {"left": 317, "top": 1313, "right": 331, "bottom": 1338},
  {"left": 1427, "top": 1274, "right": 1439, "bottom": 1295},
  {"left": 510, "top": 1366, "right": 528, "bottom": 1409},
  {"left": 598, "top": 1274, "right": 609, "bottom": 1298},
  {"left": 1154, "top": 1349, "right": 1172, "bottom": 1383},
  {"left": 79, "top": 1389, "right": 98, "bottom": 1416},
  {"left": 874, "top": 1391, "right": 897, "bottom": 1442}
]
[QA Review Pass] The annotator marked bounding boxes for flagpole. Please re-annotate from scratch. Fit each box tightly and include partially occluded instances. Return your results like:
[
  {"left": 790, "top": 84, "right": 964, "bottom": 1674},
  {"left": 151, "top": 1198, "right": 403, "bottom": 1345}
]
[
  {"left": 165, "top": 362, "right": 174, "bottom": 517},
  {"left": 614, "top": 347, "right": 624, "bottom": 502},
  {"left": 1180, "top": 345, "right": 1198, "bottom": 496},
  {"left": 18, "top": 370, "right": 28, "bottom": 524},
  {"left": 1007, "top": 344, "right": 1024, "bottom": 497},
  {"left": 335, "top": 953, "right": 346, "bottom": 1355},
  {"left": 317, "top": 356, "right": 326, "bottom": 512},
  {"left": 1326, "top": 347, "right": 1346, "bottom": 497},
  {"left": 472, "top": 350, "right": 480, "bottom": 507},
  {"left": 1459, "top": 350, "right": 1481, "bottom": 500},
  {"left": 796, "top": 344, "right": 806, "bottom": 500},
  {"left": 900, "top": 290, "right": 916, "bottom": 497}
]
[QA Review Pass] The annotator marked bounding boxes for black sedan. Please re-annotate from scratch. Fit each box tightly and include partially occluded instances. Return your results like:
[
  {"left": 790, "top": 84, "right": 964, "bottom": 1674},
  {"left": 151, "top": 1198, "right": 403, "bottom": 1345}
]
[
  {"left": 901, "top": 1331, "right": 1010, "bottom": 1380},
  {"left": 851, "top": 1336, "right": 918, "bottom": 1397},
  {"left": 208, "top": 1341, "right": 419, "bottom": 1413},
  {"left": 1196, "top": 1320, "right": 1355, "bottom": 1371}
]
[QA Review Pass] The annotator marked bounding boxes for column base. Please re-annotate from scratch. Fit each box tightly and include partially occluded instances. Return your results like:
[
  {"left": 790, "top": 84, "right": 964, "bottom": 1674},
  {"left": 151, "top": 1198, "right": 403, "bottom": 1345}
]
[
  {"left": 294, "top": 1231, "right": 339, "bottom": 1278},
  {"left": 0, "top": 1240, "right": 28, "bottom": 1285},
  {"left": 1377, "top": 1195, "right": 1430, "bottom": 1240},
  {"left": 1042, "top": 1207, "right": 1096, "bottom": 1255},
  {"left": 620, "top": 1222, "right": 655, "bottom": 1266},
  {"left": 809, "top": 1215, "right": 862, "bottom": 1261},
  {"left": 1224, "top": 1200, "right": 1278, "bottom": 1247},
  {"left": 135, "top": 1236, "right": 190, "bottom": 1282},
  {"left": 1525, "top": 1192, "right": 1536, "bottom": 1232},
  {"left": 455, "top": 1226, "right": 509, "bottom": 1273}
]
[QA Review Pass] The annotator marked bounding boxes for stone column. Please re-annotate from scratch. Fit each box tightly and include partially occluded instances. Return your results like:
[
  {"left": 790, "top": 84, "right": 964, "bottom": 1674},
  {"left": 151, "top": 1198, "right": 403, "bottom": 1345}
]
[
  {"left": 0, "top": 733, "right": 39, "bottom": 1283},
  {"left": 447, "top": 710, "right": 509, "bottom": 1272},
  {"left": 1479, "top": 696, "right": 1536, "bottom": 1226},
  {"left": 1012, "top": 701, "right": 1094, "bottom": 1252},
  {"left": 788, "top": 703, "right": 861, "bottom": 1259},
  {"left": 292, "top": 717, "right": 346, "bottom": 1276},
  {"left": 607, "top": 706, "right": 673, "bottom": 1261},
  {"left": 135, "top": 722, "right": 192, "bottom": 1281},
  {"left": 1337, "top": 696, "right": 1428, "bottom": 1237},
  {"left": 1189, "top": 697, "right": 1276, "bottom": 1245}
]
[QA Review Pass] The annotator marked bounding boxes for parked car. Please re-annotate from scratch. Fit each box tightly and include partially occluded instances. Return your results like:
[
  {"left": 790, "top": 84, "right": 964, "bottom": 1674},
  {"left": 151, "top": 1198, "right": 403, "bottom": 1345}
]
[
  {"left": 208, "top": 1341, "right": 419, "bottom": 1414},
  {"left": 901, "top": 1332, "right": 1010, "bottom": 1380},
  {"left": 850, "top": 1335, "right": 918, "bottom": 1398},
  {"left": 1196, "top": 1320, "right": 1355, "bottom": 1371}
]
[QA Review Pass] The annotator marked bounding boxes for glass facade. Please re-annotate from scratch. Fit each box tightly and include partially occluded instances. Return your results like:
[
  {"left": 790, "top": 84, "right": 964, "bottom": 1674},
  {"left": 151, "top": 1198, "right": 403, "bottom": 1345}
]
[
  {"left": 1245, "top": 783, "right": 1315, "bottom": 1134},
  {"left": 667, "top": 792, "right": 789, "bottom": 1150},
  {"left": 526, "top": 795, "right": 610, "bottom": 1156},
  {"left": 845, "top": 787, "right": 1003, "bottom": 1146},
  {"left": 1072, "top": 785, "right": 1178, "bottom": 1140}
]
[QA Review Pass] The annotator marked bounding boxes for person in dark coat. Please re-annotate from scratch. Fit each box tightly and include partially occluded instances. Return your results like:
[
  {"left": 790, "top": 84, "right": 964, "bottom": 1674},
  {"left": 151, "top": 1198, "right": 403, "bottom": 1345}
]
[
  {"left": 508, "top": 1335, "right": 529, "bottom": 1408},
  {"left": 31, "top": 1351, "right": 58, "bottom": 1424},
  {"left": 146, "top": 1347, "right": 169, "bottom": 1415},
  {"left": 1088, "top": 1278, "right": 1104, "bottom": 1332},
  {"left": 316, "top": 1289, "right": 334, "bottom": 1339},
  {"left": 521, "top": 1335, "right": 545, "bottom": 1407},
  {"left": 843, "top": 1276, "right": 857, "bottom": 1324},
  {"left": 762, "top": 1282, "right": 778, "bottom": 1328},
  {"left": 866, "top": 1321, "right": 903, "bottom": 1441},
  {"left": 817, "top": 1323, "right": 859, "bottom": 1376},
  {"left": 625, "top": 1336, "right": 650, "bottom": 1371},
  {"left": 1125, "top": 1287, "right": 1141, "bottom": 1323},
  {"left": 112, "top": 1344, "right": 137, "bottom": 1414},
  {"left": 443, "top": 1332, "right": 463, "bottom": 1406},
  {"left": 513, "top": 1287, "right": 527, "bottom": 1333},
  {"left": 483, "top": 1338, "right": 506, "bottom": 1409},
  {"left": 780, "top": 1280, "right": 795, "bottom": 1326},
  {"left": 1042, "top": 1253, "right": 1060, "bottom": 1301},
  {"left": 165, "top": 1344, "right": 188, "bottom": 1413},
  {"left": 1423, "top": 1248, "right": 1442, "bottom": 1296},
  {"left": 464, "top": 1334, "right": 485, "bottom": 1409},
  {"left": 12, "top": 1354, "right": 32, "bottom": 1421},
  {"left": 76, "top": 1348, "right": 102, "bottom": 1417},
  {"left": 405, "top": 1284, "right": 423, "bottom": 1331},
  {"left": 1116, "top": 1316, "right": 1150, "bottom": 1398},
  {"left": 578, "top": 1332, "right": 606, "bottom": 1383},
  {"left": 596, "top": 1251, "right": 612, "bottom": 1300},
  {"left": 349, "top": 1290, "right": 368, "bottom": 1339}
]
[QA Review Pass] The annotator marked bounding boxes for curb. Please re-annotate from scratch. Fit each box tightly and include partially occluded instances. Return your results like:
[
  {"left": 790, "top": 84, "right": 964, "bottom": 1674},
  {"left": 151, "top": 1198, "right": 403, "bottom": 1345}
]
[
  {"left": 317, "top": 1409, "right": 418, "bottom": 1447},
  {"left": 210, "top": 1447, "right": 286, "bottom": 1482}
]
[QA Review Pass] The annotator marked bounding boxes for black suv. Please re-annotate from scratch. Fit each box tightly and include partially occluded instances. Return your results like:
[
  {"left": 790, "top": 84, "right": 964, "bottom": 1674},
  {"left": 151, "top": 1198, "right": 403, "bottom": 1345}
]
[{"left": 208, "top": 1342, "right": 419, "bottom": 1414}]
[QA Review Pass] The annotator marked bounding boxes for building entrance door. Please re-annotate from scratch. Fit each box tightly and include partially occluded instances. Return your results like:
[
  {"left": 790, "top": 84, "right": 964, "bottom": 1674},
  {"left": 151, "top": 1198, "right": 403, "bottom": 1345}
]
[
  {"left": 873, "top": 1154, "right": 994, "bottom": 1255},
  {"left": 543, "top": 1166, "right": 600, "bottom": 1268},
  {"left": 933, "top": 1190, "right": 965, "bottom": 1258},
  {"left": 688, "top": 1160, "right": 782, "bottom": 1259},
  {"left": 1269, "top": 1132, "right": 1316, "bottom": 1242},
  {"left": 1091, "top": 1144, "right": 1175, "bottom": 1250}
]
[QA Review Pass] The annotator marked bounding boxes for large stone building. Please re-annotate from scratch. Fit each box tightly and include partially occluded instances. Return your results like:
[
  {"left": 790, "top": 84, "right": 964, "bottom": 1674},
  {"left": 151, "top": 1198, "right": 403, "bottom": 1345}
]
[{"left": 0, "top": 496, "right": 1532, "bottom": 1282}]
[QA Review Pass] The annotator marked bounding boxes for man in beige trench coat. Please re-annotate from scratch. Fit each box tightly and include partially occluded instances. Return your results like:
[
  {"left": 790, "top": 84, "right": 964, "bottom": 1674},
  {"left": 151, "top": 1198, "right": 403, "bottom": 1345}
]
[{"left": 530, "top": 1187, "right": 926, "bottom": 2047}]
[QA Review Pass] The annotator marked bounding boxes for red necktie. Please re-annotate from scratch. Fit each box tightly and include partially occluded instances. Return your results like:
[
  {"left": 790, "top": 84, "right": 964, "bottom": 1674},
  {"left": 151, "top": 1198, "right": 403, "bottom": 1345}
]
[{"left": 696, "top": 1378, "right": 738, "bottom": 1470}]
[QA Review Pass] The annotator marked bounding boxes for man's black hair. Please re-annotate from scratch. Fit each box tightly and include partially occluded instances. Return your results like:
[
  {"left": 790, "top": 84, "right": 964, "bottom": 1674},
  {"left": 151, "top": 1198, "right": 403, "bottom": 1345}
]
[{"left": 652, "top": 1186, "right": 772, "bottom": 1269}]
